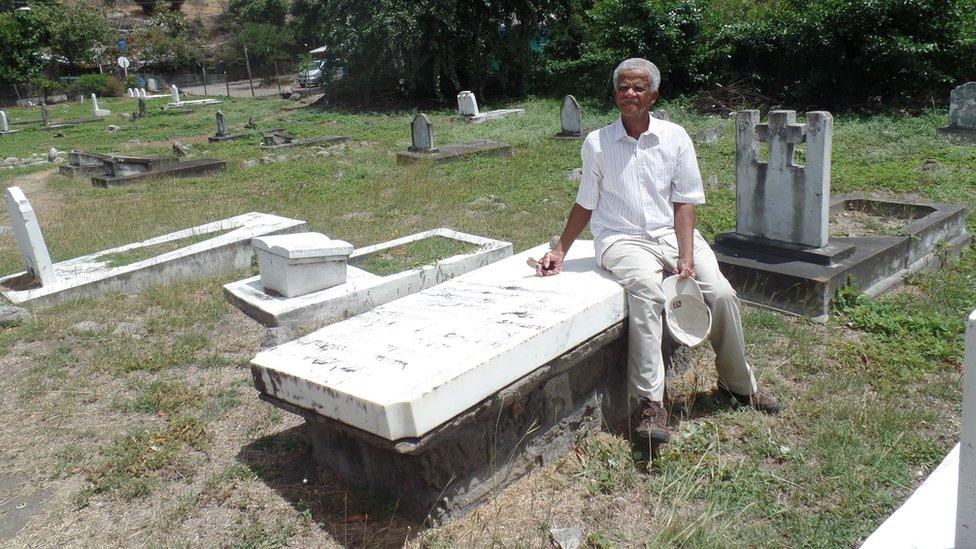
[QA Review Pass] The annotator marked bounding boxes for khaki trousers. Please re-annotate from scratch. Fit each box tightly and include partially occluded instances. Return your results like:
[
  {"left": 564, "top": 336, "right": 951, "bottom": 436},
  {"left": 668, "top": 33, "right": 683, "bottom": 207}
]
[{"left": 600, "top": 233, "right": 757, "bottom": 402}]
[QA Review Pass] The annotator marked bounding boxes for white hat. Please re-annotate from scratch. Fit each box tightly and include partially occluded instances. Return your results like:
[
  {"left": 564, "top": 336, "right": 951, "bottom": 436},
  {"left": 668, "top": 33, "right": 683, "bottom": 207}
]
[{"left": 662, "top": 275, "right": 711, "bottom": 347}]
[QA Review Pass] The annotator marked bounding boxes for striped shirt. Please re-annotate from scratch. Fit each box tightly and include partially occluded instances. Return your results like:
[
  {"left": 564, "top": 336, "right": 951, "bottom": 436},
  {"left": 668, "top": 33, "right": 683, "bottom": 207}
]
[{"left": 575, "top": 116, "right": 705, "bottom": 261}]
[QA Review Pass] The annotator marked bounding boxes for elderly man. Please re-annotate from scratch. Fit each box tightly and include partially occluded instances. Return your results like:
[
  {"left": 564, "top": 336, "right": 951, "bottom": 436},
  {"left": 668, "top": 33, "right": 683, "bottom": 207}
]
[{"left": 537, "top": 58, "right": 780, "bottom": 446}]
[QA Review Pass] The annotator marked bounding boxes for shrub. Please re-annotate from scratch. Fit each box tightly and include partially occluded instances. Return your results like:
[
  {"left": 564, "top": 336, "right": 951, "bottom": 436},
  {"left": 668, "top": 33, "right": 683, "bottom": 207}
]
[
  {"left": 67, "top": 73, "right": 123, "bottom": 97},
  {"left": 227, "top": 0, "right": 287, "bottom": 26}
]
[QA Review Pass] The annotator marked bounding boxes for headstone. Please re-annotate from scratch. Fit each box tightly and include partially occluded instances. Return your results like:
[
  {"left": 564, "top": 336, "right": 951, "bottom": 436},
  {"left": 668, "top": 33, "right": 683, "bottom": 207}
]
[
  {"left": 171, "top": 85, "right": 180, "bottom": 104},
  {"left": 138, "top": 98, "right": 146, "bottom": 117},
  {"left": 215, "top": 110, "right": 228, "bottom": 137},
  {"left": 41, "top": 105, "right": 50, "bottom": 126},
  {"left": 959, "top": 309, "right": 976, "bottom": 548},
  {"left": 409, "top": 114, "right": 436, "bottom": 152},
  {"left": 560, "top": 95, "right": 582, "bottom": 136},
  {"left": 949, "top": 82, "right": 976, "bottom": 130},
  {"left": 457, "top": 91, "right": 480, "bottom": 117},
  {"left": 147, "top": 78, "right": 157, "bottom": 92},
  {"left": 734, "top": 110, "right": 832, "bottom": 248},
  {"left": 4, "top": 187, "right": 57, "bottom": 286},
  {"left": 0, "top": 111, "right": 8, "bottom": 132},
  {"left": 139, "top": 88, "right": 147, "bottom": 98},
  {"left": 127, "top": 88, "right": 134, "bottom": 98},
  {"left": 76, "top": 94, "right": 84, "bottom": 103},
  {"left": 91, "top": 93, "right": 99, "bottom": 114},
  {"left": 47, "top": 148, "right": 57, "bottom": 162}
]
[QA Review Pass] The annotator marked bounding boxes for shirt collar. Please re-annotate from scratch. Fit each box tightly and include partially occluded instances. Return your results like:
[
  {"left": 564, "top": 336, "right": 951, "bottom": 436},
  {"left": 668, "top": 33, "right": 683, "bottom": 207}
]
[{"left": 612, "top": 114, "right": 662, "bottom": 142}]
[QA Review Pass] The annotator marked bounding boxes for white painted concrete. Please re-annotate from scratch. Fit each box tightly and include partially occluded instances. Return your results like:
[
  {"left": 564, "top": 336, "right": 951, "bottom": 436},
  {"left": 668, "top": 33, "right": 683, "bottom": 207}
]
[
  {"left": 467, "top": 109, "right": 525, "bottom": 124},
  {"left": 0, "top": 212, "right": 306, "bottom": 306},
  {"left": 457, "top": 91, "right": 480, "bottom": 116},
  {"left": 224, "top": 228, "right": 511, "bottom": 329},
  {"left": 958, "top": 308, "right": 976, "bottom": 547},
  {"left": 90, "top": 93, "right": 110, "bottom": 117},
  {"left": 4, "top": 187, "right": 57, "bottom": 286},
  {"left": 250, "top": 239, "right": 626, "bottom": 440},
  {"left": 861, "top": 444, "right": 959, "bottom": 549},
  {"left": 253, "top": 233, "right": 354, "bottom": 298}
]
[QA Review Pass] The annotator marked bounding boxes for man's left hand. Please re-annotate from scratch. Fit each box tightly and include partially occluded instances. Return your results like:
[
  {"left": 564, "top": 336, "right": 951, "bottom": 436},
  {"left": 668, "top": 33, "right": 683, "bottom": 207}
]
[{"left": 676, "top": 257, "right": 696, "bottom": 279}]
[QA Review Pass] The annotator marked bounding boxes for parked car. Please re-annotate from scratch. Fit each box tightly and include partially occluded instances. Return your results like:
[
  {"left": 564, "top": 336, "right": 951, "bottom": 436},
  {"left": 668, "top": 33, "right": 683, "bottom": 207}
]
[{"left": 297, "top": 60, "right": 326, "bottom": 87}]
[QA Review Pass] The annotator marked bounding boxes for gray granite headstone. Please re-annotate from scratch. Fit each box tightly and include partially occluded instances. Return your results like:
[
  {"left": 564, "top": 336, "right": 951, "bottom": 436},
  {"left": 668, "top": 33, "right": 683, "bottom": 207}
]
[
  {"left": 409, "top": 114, "right": 436, "bottom": 152},
  {"left": 735, "top": 110, "right": 833, "bottom": 248},
  {"left": 0, "top": 111, "right": 8, "bottom": 132},
  {"left": 4, "top": 186, "right": 57, "bottom": 285},
  {"left": 457, "top": 91, "right": 480, "bottom": 117},
  {"left": 949, "top": 82, "right": 976, "bottom": 130},
  {"left": 41, "top": 105, "right": 50, "bottom": 126},
  {"left": 215, "top": 111, "right": 228, "bottom": 137},
  {"left": 560, "top": 95, "right": 582, "bottom": 136},
  {"left": 138, "top": 98, "right": 147, "bottom": 117}
]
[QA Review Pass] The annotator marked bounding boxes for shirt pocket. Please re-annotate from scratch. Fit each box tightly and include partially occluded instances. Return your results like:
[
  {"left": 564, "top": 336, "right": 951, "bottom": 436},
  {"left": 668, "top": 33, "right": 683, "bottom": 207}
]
[{"left": 654, "top": 160, "right": 678, "bottom": 192}]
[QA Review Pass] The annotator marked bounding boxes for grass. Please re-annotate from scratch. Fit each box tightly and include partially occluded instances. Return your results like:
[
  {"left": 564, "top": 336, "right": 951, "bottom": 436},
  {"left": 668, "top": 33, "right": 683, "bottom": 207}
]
[
  {"left": 0, "top": 93, "right": 971, "bottom": 546},
  {"left": 352, "top": 236, "right": 480, "bottom": 276},
  {"left": 97, "top": 228, "right": 232, "bottom": 268}
]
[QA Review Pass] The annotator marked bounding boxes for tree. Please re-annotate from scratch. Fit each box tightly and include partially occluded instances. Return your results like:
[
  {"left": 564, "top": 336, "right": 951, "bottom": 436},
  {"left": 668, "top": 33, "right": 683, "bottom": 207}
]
[
  {"left": 40, "top": 1, "right": 112, "bottom": 69},
  {"left": 226, "top": 0, "right": 287, "bottom": 26},
  {"left": 224, "top": 22, "right": 293, "bottom": 68},
  {"left": 0, "top": 8, "right": 46, "bottom": 87},
  {"left": 131, "top": 11, "right": 202, "bottom": 70}
]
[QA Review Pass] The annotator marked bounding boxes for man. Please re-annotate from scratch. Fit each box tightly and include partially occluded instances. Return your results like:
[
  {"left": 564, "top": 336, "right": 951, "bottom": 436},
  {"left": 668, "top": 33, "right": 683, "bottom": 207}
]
[{"left": 536, "top": 58, "right": 780, "bottom": 447}]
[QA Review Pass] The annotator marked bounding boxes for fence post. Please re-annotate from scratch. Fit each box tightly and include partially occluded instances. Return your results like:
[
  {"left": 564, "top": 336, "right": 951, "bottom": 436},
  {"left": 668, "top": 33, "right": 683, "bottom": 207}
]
[
  {"left": 225, "top": 72, "right": 231, "bottom": 97},
  {"left": 202, "top": 64, "right": 208, "bottom": 96},
  {"left": 274, "top": 60, "right": 281, "bottom": 94},
  {"left": 243, "top": 45, "right": 255, "bottom": 98}
]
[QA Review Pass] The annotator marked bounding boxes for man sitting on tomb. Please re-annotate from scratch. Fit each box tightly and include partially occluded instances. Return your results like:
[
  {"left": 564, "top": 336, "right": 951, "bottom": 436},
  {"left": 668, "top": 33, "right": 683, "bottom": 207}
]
[{"left": 536, "top": 58, "right": 780, "bottom": 446}]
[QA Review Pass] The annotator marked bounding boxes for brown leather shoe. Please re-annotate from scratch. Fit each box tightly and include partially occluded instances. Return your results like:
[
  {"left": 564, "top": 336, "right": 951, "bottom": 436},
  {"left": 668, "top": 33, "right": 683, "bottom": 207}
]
[
  {"left": 636, "top": 398, "right": 670, "bottom": 444},
  {"left": 718, "top": 384, "right": 781, "bottom": 414}
]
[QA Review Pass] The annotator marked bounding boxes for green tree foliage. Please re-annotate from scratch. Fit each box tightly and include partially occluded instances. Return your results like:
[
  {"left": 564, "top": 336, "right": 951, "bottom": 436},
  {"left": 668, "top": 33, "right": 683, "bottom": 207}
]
[
  {"left": 131, "top": 11, "right": 203, "bottom": 70},
  {"left": 222, "top": 22, "right": 293, "bottom": 69},
  {"left": 0, "top": 8, "right": 45, "bottom": 87},
  {"left": 40, "top": 1, "right": 113, "bottom": 69},
  {"left": 288, "top": 0, "right": 558, "bottom": 102},
  {"left": 226, "top": 0, "right": 287, "bottom": 25}
]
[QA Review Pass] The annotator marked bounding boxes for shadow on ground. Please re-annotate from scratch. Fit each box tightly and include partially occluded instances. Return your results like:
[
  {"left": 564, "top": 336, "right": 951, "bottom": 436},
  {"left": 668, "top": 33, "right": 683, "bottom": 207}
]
[{"left": 237, "top": 425, "right": 416, "bottom": 548}]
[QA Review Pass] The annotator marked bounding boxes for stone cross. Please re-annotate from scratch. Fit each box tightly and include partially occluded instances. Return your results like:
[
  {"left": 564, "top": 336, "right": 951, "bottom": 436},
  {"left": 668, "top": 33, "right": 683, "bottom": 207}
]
[
  {"left": 4, "top": 186, "right": 57, "bottom": 286},
  {"left": 735, "top": 110, "right": 833, "bottom": 248},
  {"left": 138, "top": 98, "right": 147, "bottom": 117},
  {"left": 171, "top": 85, "right": 180, "bottom": 104},
  {"left": 959, "top": 308, "right": 976, "bottom": 548},
  {"left": 215, "top": 111, "right": 228, "bottom": 137},
  {"left": 409, "top": 114, "right": 436, "bottom": 152},
  {"left": 949, "top": 82, "right": 976, "bottom": 131},
  {"left": 90, "top": 93, "right": 100, "bottom": 115},
  {"left": 560, "top": 95, "right": 582, "bottom": 136},
  {"left": 41, "top": 105, "right": 50, "bottom": 126},
  {"left": 0, "top": 111, "right": 8, "bottom": 133},
  {"left": 457, "top": 91, "right": 480, "bottom": 117}
]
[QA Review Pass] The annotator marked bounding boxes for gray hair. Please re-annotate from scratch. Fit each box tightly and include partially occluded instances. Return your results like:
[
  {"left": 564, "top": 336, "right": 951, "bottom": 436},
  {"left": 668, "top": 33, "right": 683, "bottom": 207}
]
[{"left": 612, "top": 58, "right": 661, "bottom": 92}]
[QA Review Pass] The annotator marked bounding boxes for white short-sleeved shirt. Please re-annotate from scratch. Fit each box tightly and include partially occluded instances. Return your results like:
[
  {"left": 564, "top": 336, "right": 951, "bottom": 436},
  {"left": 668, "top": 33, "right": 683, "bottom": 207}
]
[{"left": 575, "top": 116, "right": 705, "bottom": 261}]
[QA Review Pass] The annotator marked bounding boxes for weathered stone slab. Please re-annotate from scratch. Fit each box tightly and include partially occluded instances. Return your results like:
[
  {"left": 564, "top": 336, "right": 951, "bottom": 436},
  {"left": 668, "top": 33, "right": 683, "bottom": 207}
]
[
  {"left": 559, "top": 95, "right": 582, "bottom": 136},
  {"left": 250, "top": 241, "right": 626, "bottom": 441},
  {"left": 259, "top": 135, "right": 347, "bottom": 150},
  {"left": 101, "top": 155, "right": 180, "bottom": 177},
  {"left": 91, "top": 158, "right": 225, "bottom": 187},
  {"left": 0, "top": 111, "right": 19, "bottom": 136},
  {"left": 396, "top": 139, "right": 512, "bottom": 164},
  {"left": 91, "top": 94, "right": 110, "bottom": 117},
  {"left": 455, "top": 90, "right": 524, "bottom": 123},
  {"left": 938, "top": 82, "right": 976, "bottom": 142},
  {"left": 409, "top": 113, "right": 436, "bottom": 152},
  {"left": 734, "top": 110, "right": 832, "bottom": 248},
  {"left": 224, "top": 228, "right": 512, "bottom": 330},
  {"left": 0, "top": 211, "right": 307, "bottom": 306},
  {"left": 4, "top": 187, "right": 57, "bottom": 286},
  {"left": 58, "top": 151, "right": 110, "bottom": 176},
  {"left": 163, "top": 86, "right": 221, "bottom": 110}
]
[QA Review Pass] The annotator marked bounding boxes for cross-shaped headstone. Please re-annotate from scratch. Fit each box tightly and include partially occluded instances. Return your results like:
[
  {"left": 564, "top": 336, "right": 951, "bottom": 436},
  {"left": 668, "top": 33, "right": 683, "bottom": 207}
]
[
  {"left": 949, "top": 82, "right": 976, "bottom": 131},
  {"left": 408, "top": 114, "right": 436, "bottom": 152},
  {"left": 41, "top": 105, "right": 50, "bottom": 126},
  {"left": 735, "top": 110, "right": 833, "bottom": 248},
  {"left": 215, "top": 111, "right": 228, "bottom": 137},
  {"left": 560, "top": 95, "right": 582, "bottom": 136},
  {"left": 171, "top": 85, "right": 180, "bottom": 104},
  {"left": 4, "top": 186, "right": 57, "bottom": 286},
  {"left": 457, "top": 91, "right": 480, "bottom": 117}
]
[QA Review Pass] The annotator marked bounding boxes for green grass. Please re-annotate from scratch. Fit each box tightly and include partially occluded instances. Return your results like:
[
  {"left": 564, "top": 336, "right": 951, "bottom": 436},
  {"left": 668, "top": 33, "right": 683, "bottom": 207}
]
[
  {"left": 352, "top": 235, "right": 480, "bottom": 276},
  {"left": 0, "top": 95, "right": 971, "bottom": 546},
  {"left": 97, "top": 228, "right": 231, "bottom": 268}
]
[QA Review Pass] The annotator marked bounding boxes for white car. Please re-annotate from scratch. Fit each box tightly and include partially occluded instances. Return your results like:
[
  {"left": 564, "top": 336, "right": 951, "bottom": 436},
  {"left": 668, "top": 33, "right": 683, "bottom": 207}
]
[{"left": 297, "top": 60, "right": 326, "bottom": 87}]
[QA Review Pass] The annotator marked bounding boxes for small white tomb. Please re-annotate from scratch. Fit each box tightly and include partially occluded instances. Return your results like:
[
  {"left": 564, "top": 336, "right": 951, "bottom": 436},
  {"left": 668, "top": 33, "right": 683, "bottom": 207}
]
[{"left": 254, "top": 232, "right": 354, "bottom": 298}]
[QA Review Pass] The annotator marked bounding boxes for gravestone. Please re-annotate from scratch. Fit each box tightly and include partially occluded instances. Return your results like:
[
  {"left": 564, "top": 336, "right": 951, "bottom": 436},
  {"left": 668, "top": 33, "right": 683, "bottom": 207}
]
[
  {"left": 4, "top": 187, "right": 57, "bottom": 286},
  {"left": 1, "top": 111, "right": 8, "bottom": 132},
  {"left": 127, "top": 88, "right": 134, "bottom": 98},
  {"left": 560, "top": 95, "right": 582, "bottom": 136},
  {"left": 733, "top": 110, "right": 832, "bottom": 248},
  {"left": 408, "top": 114, "right": 436, "bottom": 152},
  {"left": 215, "top": 111, "right": 228, "bottom": 137},
  {"left": 91, "top": 93, "right": 110, "bottom": 116},
  {"left": 41, "top": 105, "right": 50, "bottom": 126},
  {"left": 171, "top": 85, "right": 180, "bottom": 104},
  {"left": 457, "top": 91, "right": 479, "bottom": 117},
  {"left": 138, "top": 98, "right": 147, "bottom": 117},
  {"left": 139, "top": 88, "right": 147, "bottom": 98},
  {"left": 76, "top": 94, "right": 84, "bottom": 103},
  {"left": 147, "top": 78, "right": 157, "bottom": 92},
  {"left": 949, "top": 82, "right": 976, "bottom": 130}
]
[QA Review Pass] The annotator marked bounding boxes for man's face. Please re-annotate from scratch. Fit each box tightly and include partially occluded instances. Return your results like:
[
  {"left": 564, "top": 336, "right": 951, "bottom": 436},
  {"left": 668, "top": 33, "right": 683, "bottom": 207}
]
[{"left": 613, "top": 70, "right": 659, "bottom": 118}]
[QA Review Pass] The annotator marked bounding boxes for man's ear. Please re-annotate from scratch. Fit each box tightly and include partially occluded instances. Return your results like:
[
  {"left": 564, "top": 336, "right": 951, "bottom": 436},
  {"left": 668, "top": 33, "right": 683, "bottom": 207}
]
[{"left": 649, "top": 89, "right": 660, "bottom": 105}]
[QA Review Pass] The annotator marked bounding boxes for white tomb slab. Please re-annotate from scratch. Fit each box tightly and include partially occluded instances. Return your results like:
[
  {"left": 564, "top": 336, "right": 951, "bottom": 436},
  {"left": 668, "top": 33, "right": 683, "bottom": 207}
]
[
  {"left": 4, "top": 187, "right": 57, "bottom": 286},
  {"left": 250, "top": 240, "right": 626, "bottom": 440},
  {"left": 0, "top": 211, "right": 306, "bottom": 306},
  {"left": 224, "top": 228, "right": 512, "bottom": 329},
  {"left": 455, "top": 90, "right": 523, "bottom": 124},
  {"left": 165, "top": 85, "right": 221, "bottom": 109},
  {"left": 91, "top": 93, "right": 110, "bottom": 117}
]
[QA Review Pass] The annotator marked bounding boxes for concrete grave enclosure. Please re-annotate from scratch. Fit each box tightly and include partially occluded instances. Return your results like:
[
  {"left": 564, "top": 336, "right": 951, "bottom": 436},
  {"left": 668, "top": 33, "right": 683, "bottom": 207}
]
[
  {"left": 713, "top": 110, "right": 971, "bottom": 318},
  {"left": 455, "top": 90, "right": 524, "bottom": 123},
  {"left": 397, "top": 114, "right": 513, "bottom": 164}
]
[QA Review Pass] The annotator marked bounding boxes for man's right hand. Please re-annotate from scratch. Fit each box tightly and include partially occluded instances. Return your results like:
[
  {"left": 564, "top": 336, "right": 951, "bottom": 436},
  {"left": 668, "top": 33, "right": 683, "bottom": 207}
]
[{"left": 536, "top": 249, "right": 564, "bottom": 276}]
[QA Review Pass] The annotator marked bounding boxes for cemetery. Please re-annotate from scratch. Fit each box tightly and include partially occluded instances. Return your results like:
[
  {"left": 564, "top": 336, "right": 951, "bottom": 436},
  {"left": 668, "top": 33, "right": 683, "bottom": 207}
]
[{"left": 0, "top": 84, "right": 973, "bottom": 546}]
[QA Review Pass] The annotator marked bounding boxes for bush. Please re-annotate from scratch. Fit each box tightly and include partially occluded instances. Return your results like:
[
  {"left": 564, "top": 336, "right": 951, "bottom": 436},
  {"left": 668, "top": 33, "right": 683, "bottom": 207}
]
[
  {"left": 227, "top": 0, "right": 287, "bottom": 26},
  {"left": 67, "top": 73, "right": 123, "bottom": 97}
]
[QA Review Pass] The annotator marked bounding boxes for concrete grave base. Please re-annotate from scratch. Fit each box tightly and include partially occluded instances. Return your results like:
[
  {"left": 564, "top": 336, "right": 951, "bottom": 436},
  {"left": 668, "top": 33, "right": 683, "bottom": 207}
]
[
  {"left": 208, "top": 133, "right": 250, "bottom": 143},
  {"left": 58, "top": 151, "right": 111, "bottom": 176},
  {"left": 0, "top": 130, "right": 21, "bottom": 136},
  {"left": 91, "top": 158, "right": 225, "bottom": 187},
  {"left": 937, "top": 126, "right": 976, "bottom": 144},
  {"left": 714, "top": 194, "right": 971, "bottom": 318},
  {"left": 101, "top": 155, "right": 181, "bottom": 177},
  {"left": 0, "top": 212, "right": 306, "bottom": 306},
  {"left": 552, "top": 125, "right": 603, "bottom": 140},
  {"left": 259, "top": 135, "right": 347, "bottom": 150},
  {"left": 164, "top": 99, "right": 221, "bottom": 110},
  {"left": 396, "top": 140, "right": 513, "bottom": 164},
  {"left": 41, "top": 123, "right": 75, "bottom": 130},
  {"left": 224, "top": 228, "right": 512, "bottom": 330},
  {"left": 459, "top": 109, "right": 525, "bottom": 124},
  {"left": 258, "top": 322, "right": 690, "bottom": 524}
]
